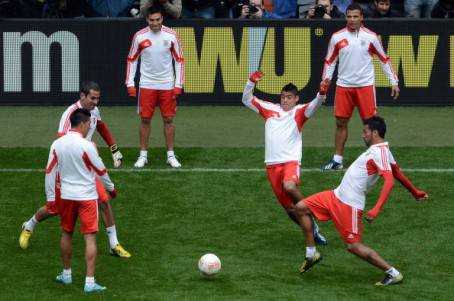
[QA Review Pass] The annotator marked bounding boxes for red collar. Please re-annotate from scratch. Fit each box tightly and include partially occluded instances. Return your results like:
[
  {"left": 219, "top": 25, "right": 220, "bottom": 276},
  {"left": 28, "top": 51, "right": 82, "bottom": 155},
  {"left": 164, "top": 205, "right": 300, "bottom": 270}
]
[{"left": 346, "top": 24, "right": 363, "bottom": 32}]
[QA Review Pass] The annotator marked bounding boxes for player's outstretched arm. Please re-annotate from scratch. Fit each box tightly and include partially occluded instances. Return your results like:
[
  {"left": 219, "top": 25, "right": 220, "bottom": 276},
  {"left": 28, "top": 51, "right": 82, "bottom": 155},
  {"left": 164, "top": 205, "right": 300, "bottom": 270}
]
[
  {"left": 366, "top": 173, "right": 395, "bottom": 222},
  {"left": 242, "top": 71, "right": 263, "bottom": 111},
  {"left": 304, "top": 79, "right": 329, "bottom": 118},
  {"left": 96, "top": 120, "right": 123, "bottom": 167},
  {"left": 391, "top": 164, "right": 428, "bottom": 201}
]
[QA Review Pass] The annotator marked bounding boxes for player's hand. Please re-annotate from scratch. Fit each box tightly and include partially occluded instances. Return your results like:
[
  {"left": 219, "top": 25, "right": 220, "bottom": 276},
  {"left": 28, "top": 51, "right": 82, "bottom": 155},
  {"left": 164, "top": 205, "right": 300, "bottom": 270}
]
[
  {"left": 173, "top": 87, "right": 183, "bottom": 99},
  {"left": 391, "top": 85, "right": 400, "bottom": 100},
  {"left": 109, "top": 189, "right": 118, "bottom": 199},
  {"left": 414, "top": 190, "right": 429, "bottom": 201},
  {"left": 249, "top": 71, "right": 264, "bottom": 83},
  {"left": 319, "top": 79, "right": 331, "bottom": 95},
  {"left": 366, "top": 209, "right": 377, "bottom": 223},
  {"left": 127, "top": 86, "right": 137, "bottom": 98},
  {"left": 110, "top": 144, "right": 123, "bottom": 168}
]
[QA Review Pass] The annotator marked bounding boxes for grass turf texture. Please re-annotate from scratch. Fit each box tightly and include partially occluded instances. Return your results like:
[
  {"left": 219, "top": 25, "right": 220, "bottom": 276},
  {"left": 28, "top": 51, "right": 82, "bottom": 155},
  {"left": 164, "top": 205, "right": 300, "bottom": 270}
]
[{"left": 0, "top": 106, "right": 453, "bottom": 300}]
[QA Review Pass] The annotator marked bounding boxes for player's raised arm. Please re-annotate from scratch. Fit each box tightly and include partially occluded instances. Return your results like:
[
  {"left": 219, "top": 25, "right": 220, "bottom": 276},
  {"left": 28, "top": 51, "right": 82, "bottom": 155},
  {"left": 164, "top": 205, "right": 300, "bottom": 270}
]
[
  {"left": 304, "top": 79, "right": 329, "bottom": 118},
  {"left": 391, "top": 163, "right": 428, "bottom": 201},
  {"left": 242, "top": 71, "right": 264, "bottom": 111}
]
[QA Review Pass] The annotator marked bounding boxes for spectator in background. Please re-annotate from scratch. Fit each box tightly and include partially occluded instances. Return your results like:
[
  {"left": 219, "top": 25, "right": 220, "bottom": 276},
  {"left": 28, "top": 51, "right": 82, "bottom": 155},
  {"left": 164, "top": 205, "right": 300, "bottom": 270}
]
[
  {"left": 404, "top": 0, "right": 435, "bottom": 17},
  {"left": 332, "top": 0, "right": 351, "bottom": 14},
  {"left": 304, "top": 0, "right": 344, "bottom": 18},
  {"left": 297, "top": 0, "right": 315, "bottom": 18},
  {"left": 140, "top": 0, "right": 182, "bottom": 18},
  {"left": 86, "top": 0, "right": 135, "bottom": 17},
  {"left": 431, "top": 0, "right": 454, "bottom": 18},
  {"left": 182, "top": 0, "right": 215, "bottom": 18},
  {"left": 365, "top": 0, "right": 403, "bottom": 17},
  {"left": 237, "top": 0, "right": 296, "bottom": 18},
  {"left": 214, "top": 0, "right": 238, "bottom": 18}
]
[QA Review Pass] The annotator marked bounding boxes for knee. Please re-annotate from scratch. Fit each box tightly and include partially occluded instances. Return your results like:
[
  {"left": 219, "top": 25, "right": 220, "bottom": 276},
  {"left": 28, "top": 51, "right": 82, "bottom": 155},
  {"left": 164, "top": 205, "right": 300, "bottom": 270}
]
[
  {"left": 346, "top": 243, "right": 359, "bottom": 254},
  {"left": 141, "top": 118, "right": 151, "bottom": 125},
  {"left": 295, "top": 201, "right": 310, "bottom": 216},
  {"left": 283, "top": 181, "right": 297, "bottom": 194},
  {"left": 163, "top": 116, "right": 173, "bottom": 124},
  {"left": 336, "top": 118, "right": 348, "bottom": 129}
]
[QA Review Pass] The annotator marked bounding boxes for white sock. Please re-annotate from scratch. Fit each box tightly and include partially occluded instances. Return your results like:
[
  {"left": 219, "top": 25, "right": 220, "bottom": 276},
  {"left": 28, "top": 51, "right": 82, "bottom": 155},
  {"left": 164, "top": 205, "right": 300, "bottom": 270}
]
[
  {"left": 333, "top": 155, "right": 343, "bottom": 164},
  {"left": 386, "top": 267, "right": 400, "bottom": 277},
  {"left": 85, "top": 276, "right": 95, "bottom": 285},
  {"left": 106, "top": 225, "right": 119, "bottom": 249},
  {"left": 167, "top": 150, "right": 175, "bottom": 158},
  {"left": 24, "top": 215, "right": 39, "bottom": 231},
  {"left": 306, "top": 246, "right": 316, "bottom": 258},
  {"left": 63, "top": 268, "right": 72, "bottom": 276},
  {"left": 139, "top": 150, "right": 148, "bottom": 158}
]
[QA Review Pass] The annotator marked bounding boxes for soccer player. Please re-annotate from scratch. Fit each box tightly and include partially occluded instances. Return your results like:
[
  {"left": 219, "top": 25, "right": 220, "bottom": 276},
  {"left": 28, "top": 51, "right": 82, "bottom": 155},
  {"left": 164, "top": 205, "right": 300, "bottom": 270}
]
[
  {"left": 47, "top": 108, "right": 115, "bottom": 292},
  {"left": 19, "top": 81, "right": 131, "bottom": 258},
  {"left": 296, "top": 116, "right": 428, "bottom": 285},
  {"left": 125, "top": 4, "right": 184, "bottom": 168},
  {"left": 242, "top": 71, "right": 330, "bottom": 245},
  {"left": 320, "top": 3, "right": 399, "bottom": 170}
]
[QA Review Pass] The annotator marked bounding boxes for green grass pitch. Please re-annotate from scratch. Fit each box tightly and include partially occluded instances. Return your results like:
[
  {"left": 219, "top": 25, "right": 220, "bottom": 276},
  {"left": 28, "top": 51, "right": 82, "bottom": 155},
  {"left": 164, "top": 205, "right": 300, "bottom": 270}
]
[{"left": 0, "top": 106, "right": 453, "bottom": 300}]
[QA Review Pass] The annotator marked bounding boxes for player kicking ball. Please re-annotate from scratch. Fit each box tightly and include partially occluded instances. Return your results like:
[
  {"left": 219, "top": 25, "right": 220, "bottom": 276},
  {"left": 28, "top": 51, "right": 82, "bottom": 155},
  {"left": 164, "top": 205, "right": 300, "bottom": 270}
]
[
  {"left": 242, "top": 71, "right": 330, "bottom": 246},
  {"left": 295, "top": 116, "right": 428, "bottom": 285}
]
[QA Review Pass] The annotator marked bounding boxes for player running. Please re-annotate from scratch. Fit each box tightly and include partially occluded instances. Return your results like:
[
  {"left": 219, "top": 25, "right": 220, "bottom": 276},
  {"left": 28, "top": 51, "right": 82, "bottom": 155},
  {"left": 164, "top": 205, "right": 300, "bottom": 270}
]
[
  {"left": 296, "top": 116, "right": 428, "bottom": 285},
  {"left": 47, "top": 108, "right": 115, "bottom": 292},
  {"left": 19, "top": 81, "right": 131, "bottom": 258},
  {"left": 320, "top": 3, "right": 399, "bottom": 170},
  {"left": 242, "top": 70, "right": 330, "bottom": 246}
]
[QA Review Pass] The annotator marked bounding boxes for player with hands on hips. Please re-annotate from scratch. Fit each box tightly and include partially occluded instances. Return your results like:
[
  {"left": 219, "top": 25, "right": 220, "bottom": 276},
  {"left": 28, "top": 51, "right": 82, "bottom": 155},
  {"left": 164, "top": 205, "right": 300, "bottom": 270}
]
[
  {"left": 243, "top": 70, "right": 329, "bottom": 246},
  {"left": 126, "top": 4, "right": 184, "bottom": 169},
  {"left": 295, "top": 116, "right": 428, "bottom": 286}
]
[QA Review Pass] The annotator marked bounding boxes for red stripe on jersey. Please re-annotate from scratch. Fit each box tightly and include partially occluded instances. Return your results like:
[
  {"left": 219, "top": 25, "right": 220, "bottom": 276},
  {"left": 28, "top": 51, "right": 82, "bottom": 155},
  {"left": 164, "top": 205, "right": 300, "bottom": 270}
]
[
  {"left": 294, "top": 106, "right": 308, "bottom": 132},
  {"left": 251, "top": 97, "right": 280, "bottom": 121},
  {"left": 170, "top": 42, "right": 184, "bottom": 63},
  {"left": 127, "top": 27, "right": 149, "bottom": 58},
  {"left": 380, "top": 146, "right": 390, "bottom": 170},
  {"left": 62, "top": 104, "right": 79, "bottom": 134},
  {"left": 332, "top": 27, "right": 347, "bottom": 36},
  {"left": 46, "top": 150, "right": 58, "bottom": 174},
  {"left": 82, "top": 152, "right": 107, "bottom": 176},
  {"left": 361, "top": 26, "right": 377, "bottom": 36},
  {"left": 326, "top": 39, "right": 348, "bottom": 65},
  {"left": 366, "top": 159, "right": 378, "bottom": 176},
  {"left": 368, "top": 42, "right": 389, "bottom": 63}
]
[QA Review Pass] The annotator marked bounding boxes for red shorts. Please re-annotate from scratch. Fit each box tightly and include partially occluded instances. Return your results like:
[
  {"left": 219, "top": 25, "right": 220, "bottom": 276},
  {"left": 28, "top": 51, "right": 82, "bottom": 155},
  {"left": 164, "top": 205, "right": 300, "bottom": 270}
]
[
  {"left": 334, "top": 85, "right": 377, "bottom": 120},
  {"left": 303, "top": 190, "right": 363, "bottom": 243},
  {"left": 96, "top": 177, "right": 109, "bottom": 203},
  {"left": 138, "top": 88, "right": 176, "bottom": 118},
  {"left": 266, "top": 161, "right": 300, "bottom": 209},
  {"left": 59, "top": 199, "right": 98, "bottom": 234}
]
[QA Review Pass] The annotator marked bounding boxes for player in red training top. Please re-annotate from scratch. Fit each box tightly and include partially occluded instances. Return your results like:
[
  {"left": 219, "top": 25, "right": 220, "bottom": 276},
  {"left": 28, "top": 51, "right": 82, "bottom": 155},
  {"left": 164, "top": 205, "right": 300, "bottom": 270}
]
[
  {"left": 320, "top": 3, "right": 399, "bottom": 171},
  {"left": 126, "top": 4, "right": 184, "bottom": 169},
  {"left": 19, "top": 81, "right": 131, "bottom": 258},
  {"left": 296, "top": 116, "right": 428, "bottom": 286},
  {"left": 242, "top": 71, "right": 330, "bottom": 246},
  {"left": 47, "top": 108, "right": 116, "bottom": 292}
]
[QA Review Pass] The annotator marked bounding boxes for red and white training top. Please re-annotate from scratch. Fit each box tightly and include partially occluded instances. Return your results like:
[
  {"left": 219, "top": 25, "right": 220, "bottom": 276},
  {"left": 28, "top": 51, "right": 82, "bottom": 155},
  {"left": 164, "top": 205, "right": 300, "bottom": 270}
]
[
  {"left": 334, "top": 142, "right": 395, "bottom": 210},
  {"left": 322, "top": 25, "right": 398, "bottom": 87},
  {"left": 125, "top": 25, "right": 184, "bottom": 90},
  {"left": 58, "top": 101, "right": 100, "bottom": 141},
  {"left": 242, "top": 80, "right": 325, "bottom": 165},
  {"left": 45, "top": 130, "right": 114, "bottom": 201}
]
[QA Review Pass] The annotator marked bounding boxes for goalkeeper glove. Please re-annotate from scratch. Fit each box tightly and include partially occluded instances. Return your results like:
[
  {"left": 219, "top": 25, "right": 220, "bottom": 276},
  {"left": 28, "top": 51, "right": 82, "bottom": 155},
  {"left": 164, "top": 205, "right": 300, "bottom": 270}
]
[
  {"left": 249, "top": 70, "right": 264, "bottom": 83},
  {"left": 110, "top": 144, "right": 123, "bottom": 168},
  {"left": 108, "top": 189, "right": 118, "bottom": 199},
  {"left": 127, "top": 86, "right": 137, "bottom": 98},
  {"left": 414, "top": 190, "right": 428, "bottom": 201},
  {"left": 319, "top": 79, "right": 330, "bottom": 95}
]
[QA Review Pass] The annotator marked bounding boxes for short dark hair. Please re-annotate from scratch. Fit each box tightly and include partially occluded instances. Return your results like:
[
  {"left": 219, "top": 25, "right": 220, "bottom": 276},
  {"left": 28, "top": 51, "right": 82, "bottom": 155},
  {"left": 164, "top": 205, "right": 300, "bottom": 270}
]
[
  {"left": 346, "top": 3, "right": 363, "bottom": 14},
  {"left": 80, "top": 80, "right": 100, "bottom": 95},
  {"left": 316, "top": 0, "right": 332, "bottom": 5},
  {"left": 365, "top": 116, "right": 386, "bottom": 138},
  {"left": 281, "top": 83, "right": 299, "bottom": 95},
  {"left": 146, "top": 2, "right": 163, "bottom": 16},
  {"left": 70, "top": 108, "right": 91, "bottom": 128}
]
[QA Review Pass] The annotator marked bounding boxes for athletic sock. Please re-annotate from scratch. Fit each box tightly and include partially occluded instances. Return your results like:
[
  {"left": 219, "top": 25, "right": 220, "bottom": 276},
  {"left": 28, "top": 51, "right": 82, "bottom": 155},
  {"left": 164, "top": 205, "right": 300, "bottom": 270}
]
[
  {"left": 333, "top": 155, "right": 343, "bottom": 164},
  {"left": 167, "top": 150, "right": 175, "bottom": 158},
  {"left": 85, "top": 276, "right": 95, "bottom": 285},
  {"left": 24, "top": 215, "right": 39, "bottom": 231},
  {"left": 386, "top": 267, "right": 400, "bottom": 277},
  {"left": 106, "top": 225, "right": 119, "bottom": 249},
  {"left": 63, "top": 268, "right": 72, "bottom": 276},
  {"left": 139, "top": 150, "right": 148, "bottom": 158},
  {"left": 306, "top": 246, "right": 316, "bottom": 258}
]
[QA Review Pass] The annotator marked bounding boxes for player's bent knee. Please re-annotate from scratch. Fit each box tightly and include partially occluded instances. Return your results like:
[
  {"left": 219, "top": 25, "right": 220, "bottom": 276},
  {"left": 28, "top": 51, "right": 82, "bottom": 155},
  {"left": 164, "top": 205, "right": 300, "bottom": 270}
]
[
  {"left": 141, "top": 118, "right": 151, "bottom": 125},
  {"left": 283, "top": 181, "right": 297, "bottom": 193}
]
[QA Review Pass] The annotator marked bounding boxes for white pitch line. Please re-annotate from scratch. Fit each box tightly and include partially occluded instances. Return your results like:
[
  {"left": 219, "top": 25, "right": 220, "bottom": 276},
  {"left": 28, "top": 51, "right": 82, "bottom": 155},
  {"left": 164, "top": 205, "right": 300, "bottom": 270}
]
[{"left": 0, "top": 168, "right": 454, "bottom": 173}]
